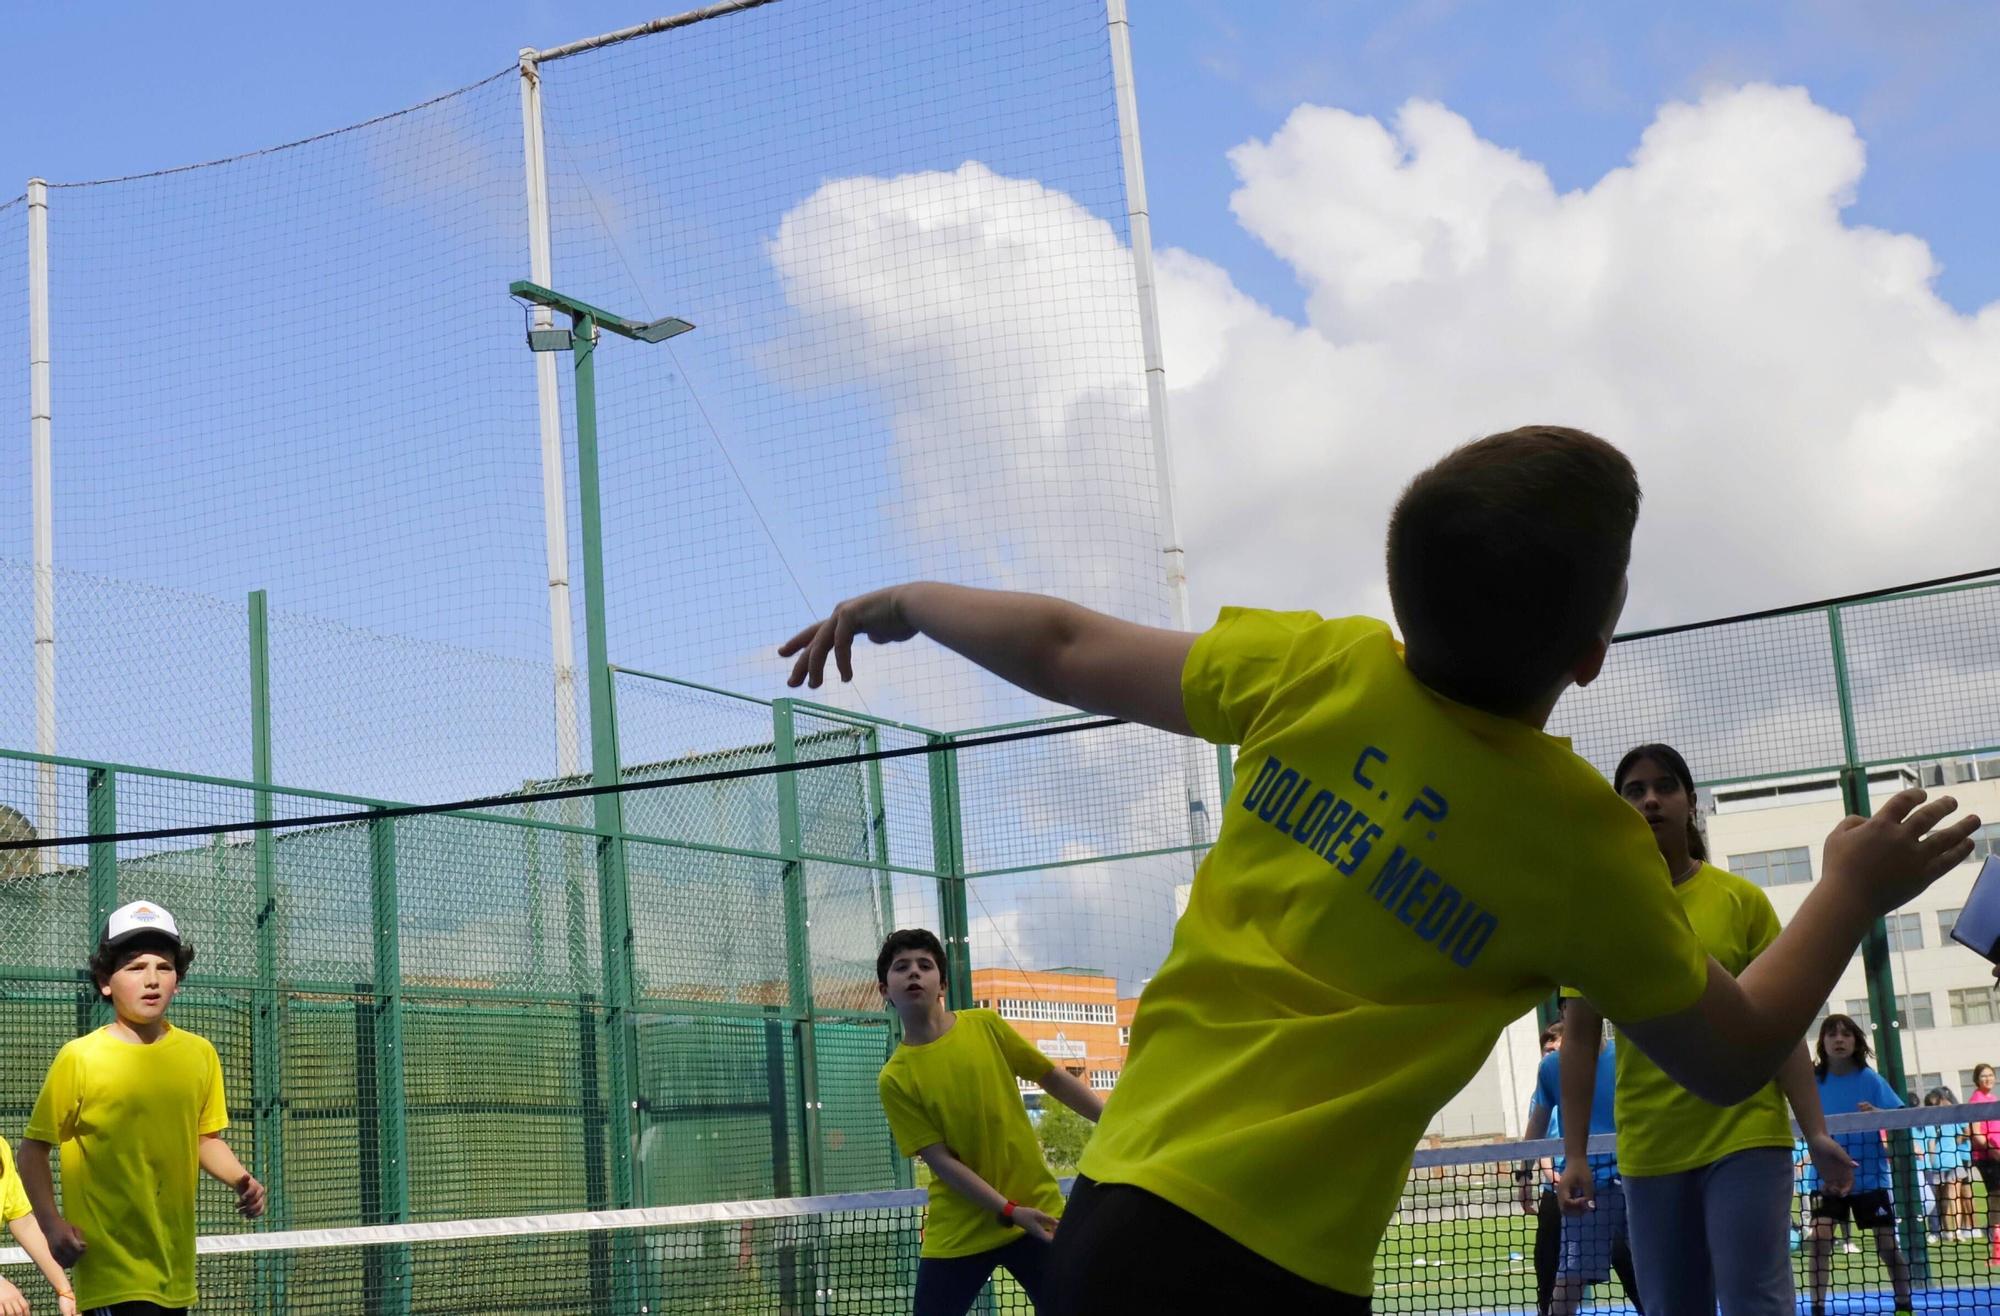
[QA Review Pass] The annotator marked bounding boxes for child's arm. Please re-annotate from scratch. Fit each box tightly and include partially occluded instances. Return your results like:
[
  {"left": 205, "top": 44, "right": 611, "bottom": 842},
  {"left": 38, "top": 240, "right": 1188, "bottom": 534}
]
[
  {"left": 1036, "top": 1067, "right": 1104, "bottom": 1123},
  {"left": 1612, "top": 790, "right": 1976, "bottom": 1106},
  {"left": 6, "top": 1214, "right": 77, "bottom": 1315},
  {"left": 1779, "top": 1042, "right": 1855, "bottom": 1195},
  {"left": 914, "top": 1143, "right": 1058, "bottom": 1242},
  {"left": 1516, "top": 1101, "right": 1551, "bottom": 1213},
  {"left": 197, "top": 1135, "right": 266, "bottom": 1218},
  {"left": 15, "top": 1141, "right": 83, "bottom": 1266},
  {"left": 1555, "top": 1003, "right": 1602, "bottom": 1213},
  {"left": 781, "top": 584, "right": 1196, "bottom": 735}
]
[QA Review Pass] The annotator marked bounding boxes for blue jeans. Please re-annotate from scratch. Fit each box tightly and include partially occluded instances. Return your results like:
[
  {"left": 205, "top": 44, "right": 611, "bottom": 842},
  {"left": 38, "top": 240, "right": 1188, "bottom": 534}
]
[{"left": 1625, "top": 1146, "right": 1795, "bottom": 1316}]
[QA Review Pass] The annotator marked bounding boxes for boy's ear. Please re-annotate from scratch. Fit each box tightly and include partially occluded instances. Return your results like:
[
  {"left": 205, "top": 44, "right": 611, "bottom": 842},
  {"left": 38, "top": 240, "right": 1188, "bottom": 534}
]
[{"left": 1569, "top": 635, "right": 1612, "bottom": 690}]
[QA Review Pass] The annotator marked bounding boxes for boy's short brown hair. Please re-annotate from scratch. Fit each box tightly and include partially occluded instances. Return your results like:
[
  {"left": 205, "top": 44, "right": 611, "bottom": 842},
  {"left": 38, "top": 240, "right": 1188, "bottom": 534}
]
[
  {"left": 876, "top": 928, "right": 948, "bottom": 986},
  {"left": 1386, "top": 425, "right": 1639, "bottom": 714}
]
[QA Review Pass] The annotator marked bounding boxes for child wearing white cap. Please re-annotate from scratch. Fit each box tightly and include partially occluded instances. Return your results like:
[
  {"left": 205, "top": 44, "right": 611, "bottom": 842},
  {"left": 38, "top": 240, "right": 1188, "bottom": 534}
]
[{"left": 16, "top": 901, "right": 266, "bottom": 1315}]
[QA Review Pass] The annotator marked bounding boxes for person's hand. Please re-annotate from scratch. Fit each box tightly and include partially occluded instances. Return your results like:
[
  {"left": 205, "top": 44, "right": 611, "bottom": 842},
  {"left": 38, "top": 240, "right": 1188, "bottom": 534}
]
[
  {"left": 779, "top": 588, "right": 918, "bottom": 688},
  {"left": 1822, "top": 788, "right": 1978, "bottom": 916},
  {"left": 57, "top": 1291, "right": 79, "bottom": 1316},
  {"left": 1556, "top": 1161, "right": 1595, "bottom": 1216},
  {"left": 0, "top": 1275, "right": 29, "bottom": 1316},
  {"left": 1010, "top": 1205, "right": 1059, "bottom": 1243},
  {"left": 44, "top": 1216, "right": 84, "bottom": 1267},
  {"left": 236, "top": 1173, "right": 267, "bottom": 1218},
  {"left": 1516, "top": 1179, "right": 1536, "bottom": 1214},
  {"left": 1856, "top": 1101, "right": 1877, "bottom": 1112},
  {"left": 1807, "top": 1132, "right": 1857, "bottom": 1197}
]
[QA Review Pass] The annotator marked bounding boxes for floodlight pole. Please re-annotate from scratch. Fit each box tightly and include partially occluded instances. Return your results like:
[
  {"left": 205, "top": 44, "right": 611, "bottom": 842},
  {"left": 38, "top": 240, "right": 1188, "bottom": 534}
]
[
  {"left": 28, "top": 179, "right": 55, "bottom": 871},
  {"left": 510, "top": 281, "right": 693, "bottom": 1244}
]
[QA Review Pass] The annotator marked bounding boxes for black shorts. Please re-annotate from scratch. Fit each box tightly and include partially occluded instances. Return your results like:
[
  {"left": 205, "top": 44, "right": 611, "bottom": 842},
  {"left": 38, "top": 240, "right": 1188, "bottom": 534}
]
[
  {"left": 1048, "top": 1176, "right": 1370, "bottom": 1316},
  {"left": 1811, "top": 1189, "right": 1896, "bottom": 1229},
  {"left": 1979, "top": 1158, "right": 2000, "bottom": 1194}
]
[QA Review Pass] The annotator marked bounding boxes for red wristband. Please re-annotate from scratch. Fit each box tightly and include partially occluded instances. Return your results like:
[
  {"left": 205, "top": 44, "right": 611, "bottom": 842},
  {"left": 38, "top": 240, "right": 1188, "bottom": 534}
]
[{"left": 1001, "top": 1200, "right": 1018, "bottom": 1222}]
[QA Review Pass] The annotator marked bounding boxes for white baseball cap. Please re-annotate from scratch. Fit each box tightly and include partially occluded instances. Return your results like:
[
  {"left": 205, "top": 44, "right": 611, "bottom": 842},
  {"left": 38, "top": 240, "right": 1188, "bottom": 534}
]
[{"left": 103, "top": 900, "right": 183, "bottom": 950}]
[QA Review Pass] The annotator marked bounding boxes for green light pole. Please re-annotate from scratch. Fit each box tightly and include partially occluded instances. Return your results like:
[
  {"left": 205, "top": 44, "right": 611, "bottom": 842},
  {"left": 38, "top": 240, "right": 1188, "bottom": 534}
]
[{"left": 511, "top": 281, "right": 692, "bottom": 1303}]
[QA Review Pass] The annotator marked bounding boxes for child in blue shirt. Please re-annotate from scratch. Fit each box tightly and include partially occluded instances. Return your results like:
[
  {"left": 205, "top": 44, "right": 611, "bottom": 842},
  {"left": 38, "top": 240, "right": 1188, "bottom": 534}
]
[{"left": 1809, "top": 1014, "right": 1912, "bottom": 1316}]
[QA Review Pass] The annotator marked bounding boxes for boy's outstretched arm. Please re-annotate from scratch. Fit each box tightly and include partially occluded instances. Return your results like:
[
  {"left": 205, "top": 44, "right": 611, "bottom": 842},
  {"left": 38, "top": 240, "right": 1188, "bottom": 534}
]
[
  {"left": 16, "top": 1140, "right": 83, "bottom": 1267},
  {"left": 914, "top": 1144, "right": 1058, "bottom": 1242},
  {"left": 198, "top": 1135, "right": 266, "bottom": 1219},
  {"left": 1037, "top": 1066, "right": 1105, "bottom": 1123},
  {"left": 780, "top": 584, "right": 1196, "bottom": 736},
  {"left": 6, "top": 1214, "right": 78, "bottom": 1316},
  {"left": 1612, "top": 789, "right": 1977, "bottom": 1106}
]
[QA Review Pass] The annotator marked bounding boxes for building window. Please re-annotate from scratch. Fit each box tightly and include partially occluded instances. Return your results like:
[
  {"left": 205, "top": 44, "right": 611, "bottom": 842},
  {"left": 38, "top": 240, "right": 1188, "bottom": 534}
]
[
  {"left": 991, "top": 998, "right": 1116, "bottom": 1025},
  {"left": 1950, "top": 985, "right": 2000, "bottom": 1028},
  {"left": 1885, "top": 912, "right": 1924, "bottom": 953},
  {"left": 1088, "top": 1070, "right": 1118, "bottom": 1091},
  {"left": 1911, "top": 1071, "right": 1944, "bottom": 1099},
  {"left": 1973, "top": 823, "right": 2000, "bottom": 862},
  {"left": 1847, "top": 993, "right": 1933, "bottom": 1031},
  {"left": 1118, "top": 1026, "right": 1129, "bottom": 1047},
  {"left": 1941, "top": 908, "right": 1963, "bottom": 944},
  {"left": 1729, "top": 847, "right": 1813, "bottom": 888}
]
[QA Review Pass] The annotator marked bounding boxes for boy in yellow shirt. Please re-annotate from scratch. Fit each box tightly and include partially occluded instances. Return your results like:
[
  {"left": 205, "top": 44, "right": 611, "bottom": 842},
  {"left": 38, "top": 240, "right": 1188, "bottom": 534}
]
[
  {"left": 781, "top": 425, "right": 1977, "bottom": 1313},
  {"left": 18, "top": 901, "right": 266, "bottom": 1315},
  {"left": 875, "top": 929, "right": 1102, "bottom": 1315},
  {"left": 0, "top": 1137, "right": 76, "bottom": 1315}
]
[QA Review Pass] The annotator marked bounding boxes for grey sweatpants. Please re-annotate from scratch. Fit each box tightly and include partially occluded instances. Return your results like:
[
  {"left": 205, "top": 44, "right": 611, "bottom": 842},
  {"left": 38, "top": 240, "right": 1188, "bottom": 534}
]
[{"left": 1624, "top": 1146, "right": 1795, "bottom": 1316}]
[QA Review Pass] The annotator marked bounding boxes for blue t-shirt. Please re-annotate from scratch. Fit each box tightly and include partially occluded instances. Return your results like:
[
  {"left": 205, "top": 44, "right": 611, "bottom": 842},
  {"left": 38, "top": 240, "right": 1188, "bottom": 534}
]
[
  {"left": 1817, "top": 1066, "right": 1903, "bottom": 1193},
  {"left": 1925, "top": 1118, "right": 1973, "bottom": 1173},
  {"left": 1531, "top": 1043, "right": 1620, "bottom": 1179}
]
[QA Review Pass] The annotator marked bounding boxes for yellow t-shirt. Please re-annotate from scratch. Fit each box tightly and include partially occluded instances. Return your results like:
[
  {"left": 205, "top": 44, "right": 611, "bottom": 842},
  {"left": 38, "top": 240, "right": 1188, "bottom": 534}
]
[
  {"left": 0, "top": 1137, "right": 30, "bottom": 1223},
  {"left": 24, "top": 1024, "right": 228, "bottom": 1310},
  {"left": 877, "top": 1009, "right": 1066, "bottom": 1258},
  {"left": 1611, "top": 862, "right": 1792, "bottom": 1176},
  {"left": 1079, "top": 610, "right": 1710, "bottom": 1296}
]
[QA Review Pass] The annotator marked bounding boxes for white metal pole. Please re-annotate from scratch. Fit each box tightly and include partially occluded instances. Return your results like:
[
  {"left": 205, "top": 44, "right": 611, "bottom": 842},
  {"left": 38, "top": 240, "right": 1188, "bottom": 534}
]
[
  {"left": 1106, "top": 0, "right": 1188, "bottom": 633},
  {"left": 1107, "top": 2, "right": 1205, "bottom": 871},
  {"left": 28, "top": 178, "right": 55, "bottom": 871},
  {"left": 519, "top": 52, "right": 583, "bottom": 780}
]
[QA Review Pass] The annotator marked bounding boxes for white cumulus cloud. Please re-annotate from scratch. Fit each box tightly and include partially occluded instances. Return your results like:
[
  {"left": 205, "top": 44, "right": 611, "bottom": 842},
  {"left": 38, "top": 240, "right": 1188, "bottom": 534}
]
[{"left": 1160, "top": 84, "right": 2000, "bottom": 633}]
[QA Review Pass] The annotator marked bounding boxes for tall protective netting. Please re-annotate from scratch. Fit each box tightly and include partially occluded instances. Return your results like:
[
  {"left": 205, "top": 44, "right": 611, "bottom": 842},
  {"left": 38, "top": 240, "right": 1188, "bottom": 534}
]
[{"left": 0, "top": 2, "right": 1214, "bottom": 1298}]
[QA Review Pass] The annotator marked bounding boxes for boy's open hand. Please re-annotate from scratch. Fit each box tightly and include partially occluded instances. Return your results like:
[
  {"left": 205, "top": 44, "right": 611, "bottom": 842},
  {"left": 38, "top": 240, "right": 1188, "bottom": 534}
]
[
  {"left": 236, "top": 1173, "right": 267, "bottom": 1218},
  {"left": 0, "top": 1274, "right": 28, "bottom": 1316},
  {"left": 45, "top": 1216, "right": 83, "bottom": 1267},
  {"left": 1011, "top": 1205, "right": 1059, "bottom": 1243},
  {"left": 780, "top": 588, "right": 914, "bottom": 688},
  {"left": 1823, "top": 788, "right": 1978, "bottom": 916}
]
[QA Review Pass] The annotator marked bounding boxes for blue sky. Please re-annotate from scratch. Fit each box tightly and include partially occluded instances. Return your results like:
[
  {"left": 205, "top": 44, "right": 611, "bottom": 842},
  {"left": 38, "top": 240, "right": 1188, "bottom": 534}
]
[
  {"left": 7, "top": 1, "right": 1997, "bottom": 779},
  {"left": 9, "top": 2, "right": 2000, "bottom": 988},
  {"left": 12, "top": 1, "right": 2000, "bottom": 315}
]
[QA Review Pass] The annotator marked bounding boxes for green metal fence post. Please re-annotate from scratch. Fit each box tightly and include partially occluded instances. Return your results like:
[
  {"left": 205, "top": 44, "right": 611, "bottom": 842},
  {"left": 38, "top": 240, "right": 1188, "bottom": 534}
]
[
  {"left": 928, "top": 735, "right": 973, "bottom": 1010},
  {"left": 773, "top": 700, "right": 824, "bottom": 1194},
  {"left": 247, "top": 590, "right": 289, "bottom": 1305},
  {"left": 82, "top": 767, "right": 117, "bottom": 1032},
  {"left": 364, "top": 812, "right": 411, "bottom": 1316},
  {"left": 863, "top": 728, "right": 914, "bottom": 1189},
  {"left": 570, "top": 315, "right": 645, "bottom": 1310},
  {"left": 1829, "top": 605, "right": 1926, "bottom": 1279}
]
